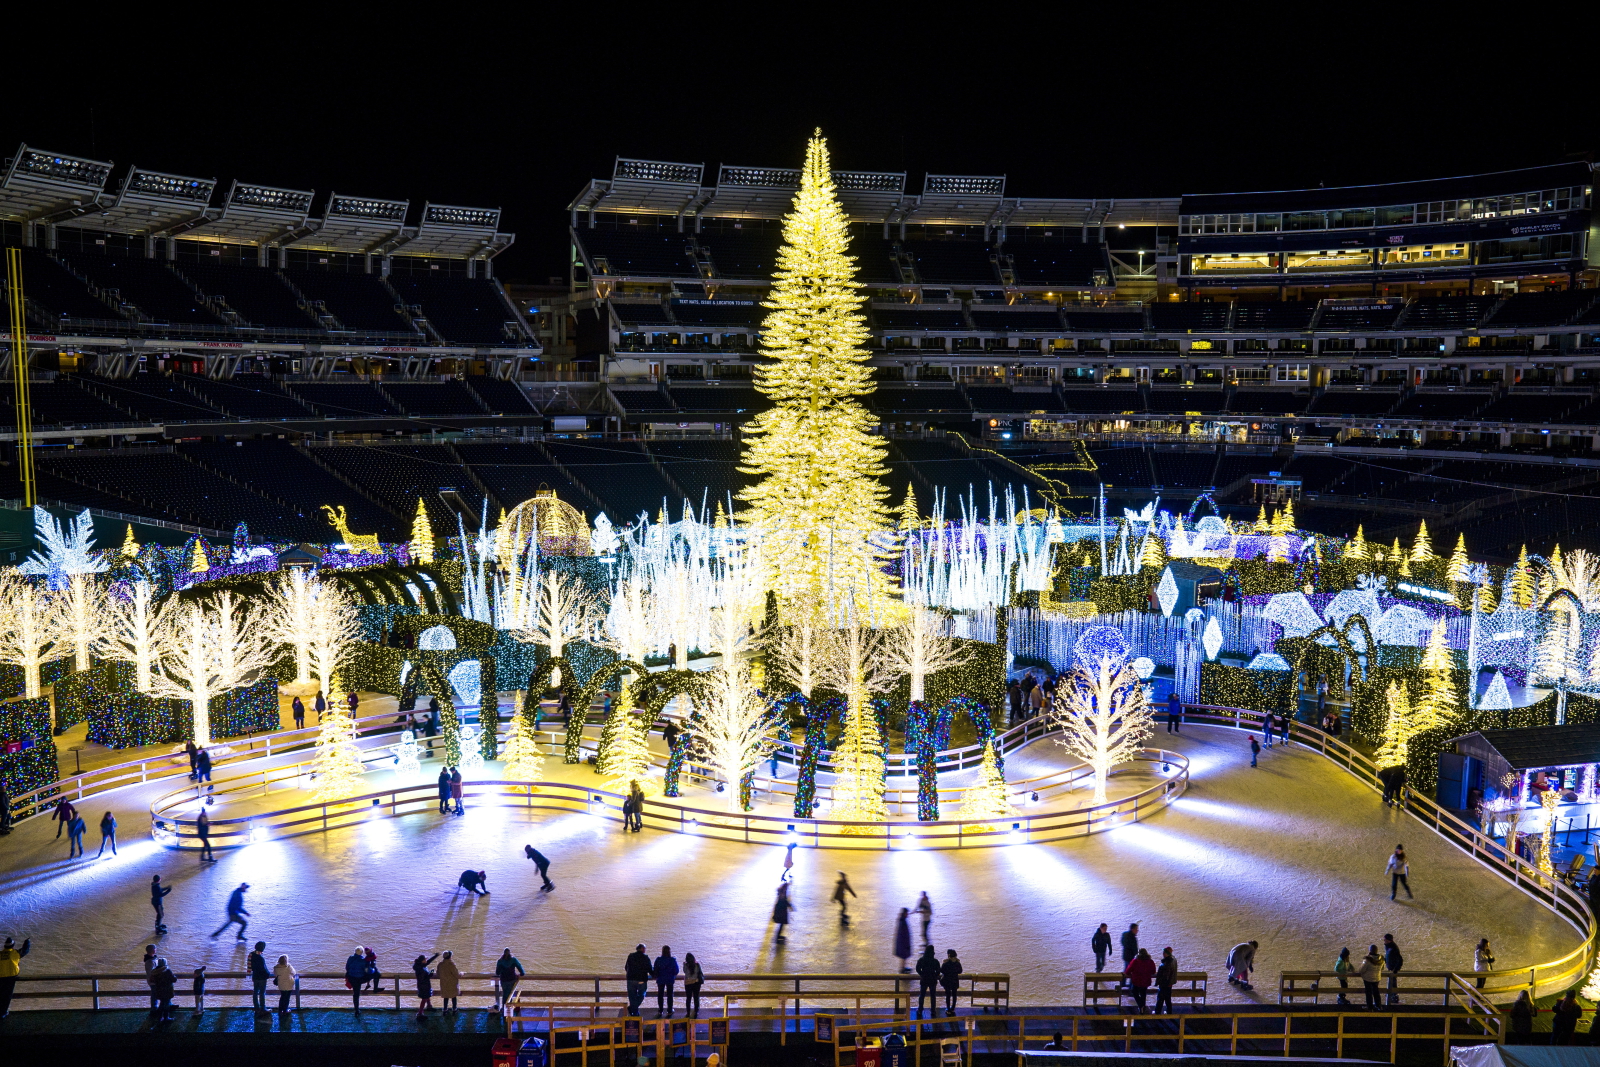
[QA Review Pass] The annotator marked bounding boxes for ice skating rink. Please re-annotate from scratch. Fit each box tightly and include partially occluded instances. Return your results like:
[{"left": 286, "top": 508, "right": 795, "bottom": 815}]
[{"left": 0, "top": 724, "right": 1577, "bottom": 1005}]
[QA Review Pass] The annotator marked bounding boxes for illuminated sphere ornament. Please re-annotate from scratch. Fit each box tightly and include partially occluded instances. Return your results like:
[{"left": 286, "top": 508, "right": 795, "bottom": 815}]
[
  {"left": 418, "top": 626, "right": 457, "bottom": 651},
  {"left": 505, "top": 488, "right": 592, "bottom": 556},
  {"left": 1073, "top": 625, "right": 1130, "bottom": 670},
  {"left": 1202, "top": 616, "right": 1224, "bottom": 661},
  {"left": 1131, "top": 657, "right": 1156, "bottom": 680},
  {"left": 1247, "top": 652, "right": 1292, "bottom": 672}
]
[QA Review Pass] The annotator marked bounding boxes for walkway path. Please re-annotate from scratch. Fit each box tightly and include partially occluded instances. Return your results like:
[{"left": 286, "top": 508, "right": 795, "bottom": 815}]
[{"left": 0, "top": 724, "right": 1577, "bottom": 1007}]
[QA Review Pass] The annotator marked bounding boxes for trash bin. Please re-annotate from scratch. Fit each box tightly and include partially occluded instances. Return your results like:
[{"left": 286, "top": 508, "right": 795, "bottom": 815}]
[
  {"left": 490, "top": 1037, "right": 519, "bottom": 1067},
  {"left": 857, "top": 1047, "right": 882, "bottom": 1067},
  {"left": 515, "top": 1036, "right": 547, "bottom": 1067}
]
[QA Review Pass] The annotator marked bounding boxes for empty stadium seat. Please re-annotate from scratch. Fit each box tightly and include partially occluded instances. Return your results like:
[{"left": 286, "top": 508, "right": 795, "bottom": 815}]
[
  {"left": 11, "top": 248, "right": 125, "bottom": 327},
  {"left": 57, "top": 254, "right": 225, "bottom": 327},
  {"left": 1308, "top": 391, "right": 1400, "bottom": 416},
  {"left": 1147, "top": 390, "right": 1225, "bottom": 413},
  {"left": 1002, "top": 238, "right": 1109, "bottom": 287},
  {"left": 669, "top": 300, "right": 764, "bottom": 328},
  {"left": 181, "top": 263, "right": 319, "bottom": 331},
  {"left": 1232, "top": 302, "right": 1315, "bottom": 331},
  {"left": 1476, "top": 391, "right": 1585, "bottom": 423},
  {"left": 178, "top": 374, "right": 314, "bottom": 419},
  {"left": 284, "top": 270, "right": 418, "bottom": 336},
  {"left": 968, "top": 309, "right": 1064, "bottom": 331},
  {"left": 872, "top": 307, "right": 969, "bottom": 330},
  {"left": 1058, "top": 388, "right": 1142, "bottom": 414},
  {"left": 870, "top": 389, "right": 971, "bottom": 414},
  {"left": 612, "top": 302, "right": 675, "bottom": 327},
  {"left": 286, "top": 382, "right": 404, "bottom": 418},
  {"left": 464, "top": 377, "right": 537, "bottom": 415},
  {"left": 964, "top": 387, "right": 1065, "bottom": 413},
  {"left": 1062, "top": 310, "right": 1143, "bottom": 332},
  {"left": 314, "top": 444, "right": 484, "bottom": 521},
  {"left": 3, "top": 380, "right": 133, "bottom": 427},
  {"left": 1228, "top": 390, "right": 1309, "bottom": 414},
  {"left": 1485, "top": 290, "right": 1598, "bottom": 328},
  {"left": 666, "top": 387, "right": 766, "bottom": 415},
  {"left": 646, "top": 439, "right": 755, "bottom": 503},
  {"left": 695, "top": 230, "right": 783, "bottom": 280},
  {"left": 903, "top": 241, "right": 999, "bottom": 286},
  {"left": 178, "top": 440, "right": 398, "bottom": 539},
  {"left": 1399, "top": 297, "right": 1494, "bottom": 330},
  {"left": 611, "top": 388, "right": 677, "bottom": 414},
  {"left": 542, "top": 440, "right": 675, "bottom": 522},
  {"left": 1148, "top": 303, "right": 1231, "bottom": 332},
  {"left": 381, "top": 381, "right": 486, "bottom": 417},
  {"left": 454, "top": 441, "right": 593, "bottom": 514},
  {"left": 1318, "top": 304, "right": 1402, "bottom": 330},
  {"left": 86, "top": 374, "right": 226, "bottom": 422},
  {"left": 576, "top": 229, "right": 700, "bottom": 277},
  {"left": 387, "top": 275, "right": 526, "bottom": 345},
  {"left": 1388, "top": 392, "right": 1490, "bottom": 420}
]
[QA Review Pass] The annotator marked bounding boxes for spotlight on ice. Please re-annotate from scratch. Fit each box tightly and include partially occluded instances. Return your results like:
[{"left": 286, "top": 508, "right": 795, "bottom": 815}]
[
  {"left": 248, "top": 824, "right": 269, "bottom": 844},
  {"left": 1009, "top": 822, "right": 1025, "bottom": 844}
]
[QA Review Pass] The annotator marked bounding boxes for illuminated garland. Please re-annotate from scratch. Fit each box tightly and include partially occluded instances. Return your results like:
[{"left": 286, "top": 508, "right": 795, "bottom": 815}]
[
  {"left": 0, "top": 696, "right": 56, "bottom": 816},
  {"left": 415, "top": 660, "right": 461, "bottom": 765},
  {"left": 662, "top": 709, "right": 702, "bottom": 797},
  {"left": 478, "top": 655, "right": 500, "bottom": 761},
  {"left": 739, "top": 769, "right": 755, "bottom": 811},
  {"left": 793, "top": 695, "right": 840, "bottom": 818}
]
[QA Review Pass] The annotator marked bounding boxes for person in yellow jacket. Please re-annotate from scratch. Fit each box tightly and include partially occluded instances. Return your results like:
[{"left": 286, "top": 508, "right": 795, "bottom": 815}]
[{"left": 0, "top": 936, "right": 31, "bottom": 1018}]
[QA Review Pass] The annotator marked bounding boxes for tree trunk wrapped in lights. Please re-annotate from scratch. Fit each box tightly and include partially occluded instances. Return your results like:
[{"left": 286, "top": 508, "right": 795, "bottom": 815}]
[
  {"left": 479, "top": 655, "right": 500, "bottom": 762},
  {"left": 958, "top": 741, "right": 1015, "bottom": 830},
  {"left": 97, "top": 578, "right": 167, "bottom": 694},
  {"left": 307, "top": 578, "right": 362, "bottom": 697},
  {"left": 517, "top": 571, "right": 604, "bottom": 688},
  {"left": 0, "top": 571, "right": 65, "bottom": 705},
  {"left": 817, "top": 625, "right": 893, "bottom": 826},
  {"left": 55, "top": 573, "right": 103, "bottom": 673},
  {"left": 737, "top": 130, "right": 893, "bottom": 621},
  {"left": 883, "top": 604, "right": 968, "bottom": 705},
  {"left": 260, "top": 570, "right": 316, "bottom": 686},
  {"left": 148, "top": 600, "right": 277, "bottom": 747},
  {"left": 1047, "top": 641, "right": 1154, "bottom": 805}
]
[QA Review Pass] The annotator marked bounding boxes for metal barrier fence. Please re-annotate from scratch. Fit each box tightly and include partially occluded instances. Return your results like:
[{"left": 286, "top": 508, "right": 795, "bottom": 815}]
[
  {"left": 1181, "top": 702, "right": 1597, "bottom": 999},
  {"left": 147, "top": 747, "right": 1187, "bottom": 851}
]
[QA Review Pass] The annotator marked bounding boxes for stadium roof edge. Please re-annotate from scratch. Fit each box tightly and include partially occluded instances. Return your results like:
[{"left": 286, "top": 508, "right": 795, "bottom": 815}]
[{"left": 1181, "top": 161, "right": 1595, "bottom": 215}]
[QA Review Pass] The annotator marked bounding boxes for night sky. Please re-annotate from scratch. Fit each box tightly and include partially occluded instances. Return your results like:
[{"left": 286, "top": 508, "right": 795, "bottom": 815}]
[{"left": 6, "top": 19, "right": 1591, "bottom": 282}]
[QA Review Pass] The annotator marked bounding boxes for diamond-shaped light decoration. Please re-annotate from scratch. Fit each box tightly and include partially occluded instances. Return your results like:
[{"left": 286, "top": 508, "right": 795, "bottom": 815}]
[
  {"left": 1202, "top": 615, "right": 1223, "bottom": 661},
  {"left": 1131, "top": 656, "right": 1156, "bottom": 680},
  {"left": 1156, "top": 566, "right": 1180, "bottom": 617}
]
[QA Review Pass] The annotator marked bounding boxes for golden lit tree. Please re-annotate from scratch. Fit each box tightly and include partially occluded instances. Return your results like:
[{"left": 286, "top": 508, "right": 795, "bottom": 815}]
[
  {"left": 958, "top": 741, "right": 1015, "bottom": 830},
  {"left": 1345, "top": 525, "right": 1369, "bottom": 561},
  {"left": 499, "top": 711, "right": 547, "bottom": 785},
  {"left": 0, "top": 572, "right": 64, "bottom": 703},
  {"left": 411, "top": 498, "right": 435, "bottom": 564},
  {"left": 54, "top": 573, "right": 103, "bottom": 672},
  {"left": 1048, "top": 646, "right": 1154, "bottom": 803},
  {"left": 1374, "top": 682, "right": 1412, "bottom": 769},
  {"left": 595, "top": 692, "right": 653, "bottom": 785},
  {"left": 1545, "top": 547, "right": 1600, "bottom": 610},
  {"left": 190, "top": 539, "right": 210, "bottom": 573},
  {"left": 1511, "top": 546, "right": 1534, "bottom": 609},
  {"left": 896, "top": 487, "right": 920, "bottom": 530},
  {"left": 738, "top": 131, "right": 892, "bottom": 619},
  {"left": 1252, "top": 506, "right": 1269, "bottom": 533},
  {"left": 1413, "top": 620, "right": 1459, "bottom": 732},
  {"left": 1477, "top": 572, "right": 1498, "bottom": 614},
  {"left": 1446, "top": 535, "right": 1469, "bottom": 583},
  {"left": 1409, "top": 521, "right": 1435, "bottom": 563},
  {"left": 119, "top": 524, "right": 140, "bottom": 561},
  {"left": 1138, "top": 532, "right": 1166, "bottom": 570},
  {"left": 309, "top": 697, "right": 367, "bottom": 800}
]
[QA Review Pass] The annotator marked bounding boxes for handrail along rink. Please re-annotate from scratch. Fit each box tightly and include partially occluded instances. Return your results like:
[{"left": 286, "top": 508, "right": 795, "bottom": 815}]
[
  {"left": 148, "top": 746, "right": 1188, "bottom": 851},
  {"left": 1181, "top": 702, "right": 1598, "bottom": 999}
]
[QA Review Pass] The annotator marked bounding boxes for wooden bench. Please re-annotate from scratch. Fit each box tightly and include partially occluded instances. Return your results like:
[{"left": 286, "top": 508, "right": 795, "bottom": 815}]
[{"left": 1082, "top": 971, "right": 1207, "bottom": 1008}]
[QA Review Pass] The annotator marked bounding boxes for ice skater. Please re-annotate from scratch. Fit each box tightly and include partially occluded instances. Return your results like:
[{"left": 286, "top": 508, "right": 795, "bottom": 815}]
[
  {"left": 150, "top": 875, "right": 171, "bottom": 932},
  {"left": 292, "top": 696, "right": 306, "bottom": 729},
  {"left": 196, "top": 808, "right": 215, "bottom": 862},
  {"left": 781, "top": 842, "right": 796, "bottom": 881},
  {"left": 1387, "top": 844, "right": 1412, "bottom": 900},
  {"left": 97, "top": 811, "right": 118, "bottom": 857},
  {"left": 1226, "top": 939, "right": 1258, "bottom": 990},
  {"left": 1166, "top": 691, "right": 1183, "bottom": 733},
  {"left": 1092, "top": 923, "right": 1112, "bottom": 972},
  {"left": 914, "top": 891, "right": 933, "bottom": 946},
  {"left": 893, "top": 908, "right": 913, "bottom": 972},
  {"left": 456, "top": 869, "right": 489, "bottom": 897},
  {"left": 66, "top": 812, "right": 85, "bottom": 857},
  {"left": 53, "top": 797, "right": 76, "bottom": 838},
  {"left": 1249, "top": 735, "right": 1260, "bottom": 767},
  {"left": 772, "top": 882, "right": 793, "bottom": 944},
  {"left": 210, "top": 883, "right": 250, "bottom": 940},
  {"left": 524, "top": 844, "right": 554, "bottom": 891},
  {"left": 493, "top": 948, "right": 525, "bottom": 1014},
  {"left": 832, "top": 872, "right": 856, "bottom": 925}
]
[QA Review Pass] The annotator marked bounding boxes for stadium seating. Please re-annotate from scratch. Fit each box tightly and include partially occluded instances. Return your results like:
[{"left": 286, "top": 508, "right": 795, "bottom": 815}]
[
  {"left": 1231, "top": 302, "right": 1316, "bottom": 331},
  {"left": 1063, "top": 310, "right": 1144, "bottom": 333},
  {"left": 313, "top": 445, "right": 483, "bottom": 521},
  {"left": 1229, "top": 390, "right": 1308, "bottom": 415},
  {"left": 1147, "top": 390, "right": 1225, "bottom": 413},
  {"left": 696, "top": 230, "right": 783, "bottom": 280},
  {"left": 381, "top": 381, "right": 486, "bottom": 417},
  {"left": 286, "top": 382, "right": 404, "bottom": 418},
  {"left": 968, "top": 309, "right": 1064, "bottom": 331},
  {"left": 1484, "top": 290, "right": 1599, "bottom": 328},
  {"left": 1086, "top": 446, "right": 1151, "bottom": 484},
  {"left": 464, "top": 377, "right": 538, "bottom": 415},
  {"left": 3, "top": 380, "right": 134, "bottom": 427},
  {"left": 179, "top": 374, "right": 314, "bottom": 419},
  {"left": 889, "top": 439, "right": 996, "bottom": 501},
  {"left": 964, "top": 387, "right": 1064, "bottom": 413},
  {"left": 903, "top": 241, "right": 999, "bottom": 286},
  {"left": 848, "top": 236, "right": 904, "bottom": 286},
  {"left": 13, "top": 248, "right": 126, "bottom": 327},
  {"left": 669, "top": 300, "right": 764, "bottom": 328},
  {"left": 871, "top": 307, "right": 969, "bottom": 331},
  {"left": 182, "top": 264, "right": 319, "bottom": 331},
  {"left": 1002, "top": 239, "right": 1109, "bottom": 287},
  {"left": 1211, "top": 454, "right": 1276, "bottom": 489},
  {"left": 611, "top": 388, "right": 677, "bottom": 414},
  {"left": 646, "top": 439, "right": 754, "bottom": 503},
  {"left": 1308, "top": 391, "right": 1400, "bottom": 416},
  {"left": 1147, "top": 303, "right": 1231, "bottom": 332},
  {"left": 667, "top": 387, "right": 766, "bottom": 415},
  {"left": 284, "top": 270, "right": 417, "bottom": 335},
  {"left": 56, "top": 254, "right": 225, "bottom": 327},
  {"left": 1283, "top": 455, "right": 1357, "bottom": 493},
  {"left": 87, "top": 374, "right": 226, "bottom": 422},
  {"left": 871, "top": 389, "right": 970, "bottom": 414},
  {"left": 1150, "top": 451, "right": 1217, "bottom": 487},
  {"left": 1399, "top": 296, "right": 1494, "bottom": 330},
  {"left": 1476, "top": 391, "right": 1585, "bottom": 423},
  {"left": 1388, "top": 392, "right": 1490, "bottom": 420},
  {"left": 576, "top": 229, "right": 699, "bottom": 277},
  {"left": 542, "top": 439, "right": 675, "bottom": 522},
  {"left": 178, "top": 440, "right": 398, "bottom": 539},
  {"left": 1317, "top": 304, "right": 1402, "bottom": 330},
  {"left": 613, "top": 302, "right": 675, "bottom": 327},
  {"left": 453, "top": 441, "right": 594, "bottom": 513},
  {"left": 388, "top": 275, "right": 525, "bottom": 345},
  {"left": 1059, "top": 388, "right": 1142, "bottom": 414}
]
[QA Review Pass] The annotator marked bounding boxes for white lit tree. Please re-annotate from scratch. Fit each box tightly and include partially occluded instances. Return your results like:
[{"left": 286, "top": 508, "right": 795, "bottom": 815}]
[
  {"left": 883, "top": 603, "right": 968, "bottom": 704},
  {"left": 692, "top": 557, "right": 782, "bottom": 811},
  {"left": 54, "top": 573, "right": 104, "bottom": 673},
  {"left": 149, "top": 600, "right": 277, "bottom": 747},
  {"left": 516, "top": 570, "right": 604, "bottom": 686},
  {"left": 259, "top": 570, "right": 317, "bottom": 686},
  {"left": 816, "top": 622, "right": 895, "bottom": 824},
  {"left": 0, "top": 571, "right": 64, "bottom": 703},
  {"left": 96, "top": 579, "right": 168, "bottom": 693},
  {"left": 769, "top": 623, "right": 819, "bottom": 698},
  {"left": 212, "top": 590, "right": 276, "bottom": 694},
  {"left": 307, "top": 578, "right": 362, "bottom": 696},
  {"left": 1047, "top": 633, "right": 1154, "bottom": 804}
]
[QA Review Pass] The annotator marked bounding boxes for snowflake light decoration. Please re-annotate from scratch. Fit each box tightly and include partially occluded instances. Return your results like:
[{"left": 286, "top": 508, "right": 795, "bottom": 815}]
[
  {"left": 19, "top": 506, "right": 108, "bottom": 588},
  {"left": 1156, "top": 567, "right": 1180, "bottom": 617},
  {"left": 1202, "top": 616, "right": 1223, "bottom": 661}
]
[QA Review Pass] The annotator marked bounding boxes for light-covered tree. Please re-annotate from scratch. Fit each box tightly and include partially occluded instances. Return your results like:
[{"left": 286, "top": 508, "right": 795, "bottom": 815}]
[
  {"left": 517, "top": 570, "right": 604, "bottom": 686},
  {"left": 737, "top": 130, "right": 892, "bottom": 620},
  {"left": 307, "top": 578, "right": 362, "bottom": 695},
  {"left": 97, "top": 579, "right": 168, "bottom": 692},
  {"left": 0, "top": 571, "right": 64, "bottom": 703},
  {"left": 411, "top": 498, "right": 435, "bottom": 563},
  {"left": 149, "top": 600, "right": 278, "bottom": 747},
  {"left": 259, "top": 570, "right": 316, "bottom": 686},
  {"left": 958, "top": 741, "right": 1015, "bottom": 829},
  {"left": 1374, "top": 682, "right": 1413, "bottom": 770},
  {"left": 1345, "top": 525, "right": 1369, "bottom": 561},
  {"left": 1409, "top": 520, "right": 1436, "bottom": 563},
  {"left": 769, "top": 623, "right": 819, "bottom": 698},
  {"left": 499, "top": 711, "right": 547, "bottom": 785},
  {"left": 816, "top": 624, "right": 895, "bottom": 824},
  {"left": 309, "top": 698, "right": 367, "bottom": 800},
  {"left": 692, "top": 559, "right": 782, "bottom": 810},
  {"left": 212, "top": 590, "right": 276, "bottom": 694},
  {"left": 883, "top": 603, "right": 968, "bottom": 704},
  {"left": 1510, "top": 545, "right": 1535, "bottom": 609},
  {"left": 1413, "top": 619, "right": 1459, "bottom": 732},
  {"left": 54, "top": 572, "right": 103, "bottom": 672},
  {"left": 1446, "top": 535, "right": 1469, "bottom": 584},
  {"left": 1047, "top": 645, "right": 1154, "bottom": 804},
  {"left": 1138, "top": 532, "right": 1166, "bottom": 570}
]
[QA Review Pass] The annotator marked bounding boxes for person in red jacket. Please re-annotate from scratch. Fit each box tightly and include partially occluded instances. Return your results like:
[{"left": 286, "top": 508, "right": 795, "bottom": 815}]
[{"left": 1124, "top": 947, "right": 1157, "bottom": 1013}]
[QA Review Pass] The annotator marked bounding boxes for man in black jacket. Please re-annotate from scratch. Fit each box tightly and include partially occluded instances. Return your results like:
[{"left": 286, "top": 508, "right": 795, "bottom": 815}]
[
  {"left": 625, "top": 944, "right": 651, "bottom": 1016},
  {"left": 247, "top": 941, "right": 270, "bottom": 1014},
  {"left": 914, "top": 945, "right": 940, "bottom": 1017},
  {"left": 1119, "top": 923, "right": 1140, "bottom": 986},
  {"left": 1383, "top": 934, "right": 1404, "bottom": 1004},
  {"left": 939, "top": 949, "right": 963, "bottom": 1016},
  {"left": 1091, "top": 924, "right": 1113, "bottom": 972}
]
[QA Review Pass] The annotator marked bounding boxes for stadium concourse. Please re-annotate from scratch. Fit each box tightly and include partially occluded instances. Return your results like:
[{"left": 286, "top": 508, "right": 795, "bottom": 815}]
[{"left": 0, "top": 712, "right": 1574, "bottom": 1008}]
